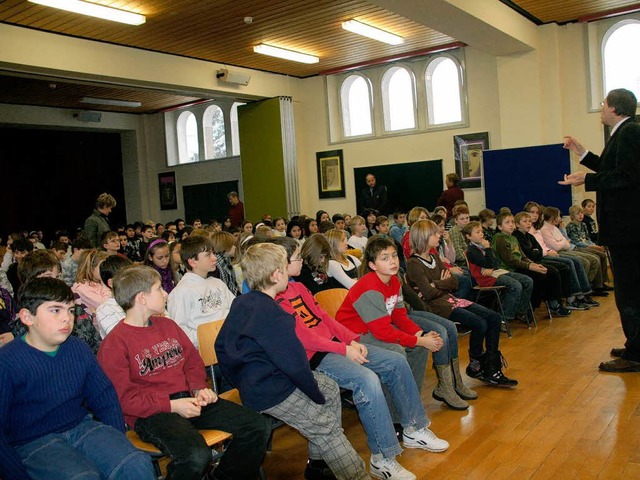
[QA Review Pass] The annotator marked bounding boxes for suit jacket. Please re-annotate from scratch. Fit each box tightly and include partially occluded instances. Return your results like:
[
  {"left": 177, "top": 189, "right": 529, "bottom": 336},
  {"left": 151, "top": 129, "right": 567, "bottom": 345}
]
[
  {"left": 581, "top": 118, "right": 640, "bottom": 246},
  {"left": 360, "top": 185, "right": 388, "bottom": 213}
]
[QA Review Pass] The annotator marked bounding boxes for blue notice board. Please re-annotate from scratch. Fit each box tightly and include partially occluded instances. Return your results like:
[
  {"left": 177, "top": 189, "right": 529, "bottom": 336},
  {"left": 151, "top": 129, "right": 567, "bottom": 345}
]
[{"left": 483, "top": 143, "right": 573, "bottom": 214}]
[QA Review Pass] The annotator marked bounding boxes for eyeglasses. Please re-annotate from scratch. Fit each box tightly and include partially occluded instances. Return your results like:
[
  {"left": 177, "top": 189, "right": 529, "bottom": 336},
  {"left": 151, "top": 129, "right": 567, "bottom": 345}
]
[{"left": 290, "top": 257, "right": 303, "bottom": 263}]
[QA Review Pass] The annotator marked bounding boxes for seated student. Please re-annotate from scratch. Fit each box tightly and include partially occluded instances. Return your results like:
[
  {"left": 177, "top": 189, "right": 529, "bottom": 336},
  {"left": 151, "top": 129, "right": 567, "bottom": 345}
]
[
  {"left": 492, "top": 212, "right": 570, "bottom": 316},
  {"left": 61, "top": 239, "right": 93, "bottom": 287},
  {"left": 401, "top": 207, "right": 429, "bottom": 259},
  {"left": 326, "top": 229, "right": 361, "bottom": 289},
  {"left": 464, "top": 221, "right": 534, "bottom": 324},
  {"left": 335, "top": 235, "right": 452, "bottom": 405},
  {"left": 514, "top": 211, "right": 598, "bottom": 310},
  {"left": 96, "top": 255, "right": 133, "bottom": 338},
  {"left": 389, "top": 211, "right": 408, "bottom": 244},
  {"left": 167, "top": 234, "right": 236, "bottom": 348},
  {"left": 98, "top": 266, "right": 268, "bottom": 480},
  {"left": 1, "top": 277, "right": 154, "bottom": 480},
  {"left": 347, "top": 215, "right": 368, "bottom": 253},
  {"left": 539, "top": 206, "right": 607, "bottom": 295},
  {"left": 6, "top": 238, "right": 34, "bottom": 294},
  {"left": 144, "top": 238, "right": 177, "bottom": 295},
  {"left": 406, "top": 220, "right": 517, "bottom": 389},
  {"left": 363, "top": 208, "right": 379, "bottom": 237},
  {"left": 294, "top": 233, "right": 341, "bottom": 295},
  {"left": 478, "top": 209, "right": 497, "bottom": 244},
  {"left": 272, "top": 217, "right": 287, "bottom": 237},
  {"left": 449, "top": 205, "right": 471, "bottom": 267},
  {"left": 210, "top": 232, "right": 240, "bottom": 296},
  {"left": 270, "top": 236, "right": 446, "bottom": 479},
  {"left": 50, "top": 241, "right": 68, "bottom": 262},
  {"left": 123, "top": 224, "right": 142, "bottom": 262},
  {"left": 581, "top": 198, "right": 599, "bottom": 243},
  {"left": 523, "top": 202, "right": 598, "bottom": 307},
  {"left": 331, "top": 213, "right": 349, "bottom": 238},
  {"left": 100, "top": 231, "right": 124, "bottom": 257},
  {"left": 216, "top": 243, "right": 369, "bottom": 480},
  {"left": 72, "top": 249, "right": 111, "bottom": 319},
  {"left": 431, "top": 214, "right": 473, "bottom": 301},
  {"left": 566, "top": 205, "right": 611, "bottom": 284},
  {"left": 286, "top": 219, "right": 303, "bottom": 241}
]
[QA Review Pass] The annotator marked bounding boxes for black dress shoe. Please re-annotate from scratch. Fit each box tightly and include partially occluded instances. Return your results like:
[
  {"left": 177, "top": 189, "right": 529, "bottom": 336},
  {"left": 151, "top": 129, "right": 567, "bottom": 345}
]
[
  {"left": 591, "top": 290, "right": 609, "bottom": 297},
  {"left": 602, "top": 284, "right": 615, "bottom": 292},
  {"left": 599, "top": 358, "right": 640, "bottom": 372},
  {"left": 610, "top": 347, "right": 625, "bottom": 358}
]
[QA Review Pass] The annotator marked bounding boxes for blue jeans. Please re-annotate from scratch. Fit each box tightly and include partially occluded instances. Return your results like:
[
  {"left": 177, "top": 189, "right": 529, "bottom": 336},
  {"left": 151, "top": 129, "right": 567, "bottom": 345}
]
[
  {"left": 449, "top": 303, "right": 502, "bottom": 357},
  {"left": 495, "top": 272, "right": 533, "bottom": 319},
  {"left": 16, "top": 415, "right": 154, "bottom": 480},
  {"left": 544, "top": 255, "right": 592, "bottom": 295},
  {"left": 317, "top": 346, "right": 428, "bottom": 458},
  {"left": 453, "top": 270, "right": 474, "bottom": 300},
  {"left": 409, "top": 310, "right": 458, "bottom": 363}
]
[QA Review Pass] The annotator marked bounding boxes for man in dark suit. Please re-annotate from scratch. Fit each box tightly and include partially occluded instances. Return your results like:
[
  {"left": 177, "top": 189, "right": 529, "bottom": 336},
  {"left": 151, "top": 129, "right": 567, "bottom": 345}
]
[
  {"left": 360, "top": 173, "right": 388, "bottom": 214},
  {"left": 561, "top": 88, "right": 640, "bottom": 372}
]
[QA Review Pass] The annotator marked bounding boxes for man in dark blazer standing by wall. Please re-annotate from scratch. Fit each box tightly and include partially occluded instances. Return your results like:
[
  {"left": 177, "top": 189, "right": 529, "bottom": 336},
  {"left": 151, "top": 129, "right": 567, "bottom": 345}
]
[
  {"left": 561, "top": 88, "right": 640, "bottom": 372},
  {"left": 360, "top": 173, "right": 388, "bottom": 214}
]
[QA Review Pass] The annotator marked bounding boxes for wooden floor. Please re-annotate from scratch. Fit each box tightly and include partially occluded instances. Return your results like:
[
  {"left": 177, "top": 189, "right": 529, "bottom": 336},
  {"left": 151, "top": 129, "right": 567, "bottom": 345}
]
[{"left": 262, "top": 293, "right": 640, "bottom": 479}]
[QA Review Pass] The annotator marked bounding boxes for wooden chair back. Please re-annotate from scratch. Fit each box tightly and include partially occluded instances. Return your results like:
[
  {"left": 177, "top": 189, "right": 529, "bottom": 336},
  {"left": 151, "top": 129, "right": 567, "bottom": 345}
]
[{"left": 314, "top": 288, "right": 349, "bottom": 318}]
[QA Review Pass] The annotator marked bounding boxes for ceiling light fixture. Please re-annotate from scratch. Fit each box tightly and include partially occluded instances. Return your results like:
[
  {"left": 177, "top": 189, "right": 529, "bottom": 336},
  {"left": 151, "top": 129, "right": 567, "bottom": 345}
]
[
  {"left": 342, "top": 19, "right": 403, "bottom": 45},
  {"left": 253, "top": 44, "right": 319, "bottom": 64},
  {"left": 28, "top": 0, "right": 146, "bottom": 25},
  {"left": 80, "top": 97, "right": 142, "bottom": 108}
]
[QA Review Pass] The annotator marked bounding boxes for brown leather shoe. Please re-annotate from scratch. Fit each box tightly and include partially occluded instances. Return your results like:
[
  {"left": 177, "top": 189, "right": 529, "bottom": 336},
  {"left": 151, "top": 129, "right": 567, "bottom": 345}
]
[
  {"left": 599, "top": 358, "right": 640, "bottom": 372},
  {"left": 610, "top": 347, "right": 625, "bottom": 358}
]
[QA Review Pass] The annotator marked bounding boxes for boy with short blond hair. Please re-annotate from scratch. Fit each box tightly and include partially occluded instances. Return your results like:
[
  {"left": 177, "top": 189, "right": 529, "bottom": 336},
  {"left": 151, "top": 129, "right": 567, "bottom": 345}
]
[
  {"left": 98, "top": 265, "right": 268, "bottom": 480},
  {"left": 1, "top": 277, "right": 154, "bottom": 480},
  {"left": 167, "top": 235, "right": 235, "bottom": 348},
  {"left": 216, "top": 243, "right": 369, "bottom": 480}
]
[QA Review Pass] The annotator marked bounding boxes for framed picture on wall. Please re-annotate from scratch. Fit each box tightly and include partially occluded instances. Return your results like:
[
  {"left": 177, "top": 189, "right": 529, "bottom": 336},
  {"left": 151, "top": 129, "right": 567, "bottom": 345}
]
[
  {"left": 316, "top": 149, "right": 345, "bottom": 199},
  {"left": 453, "top": 132, "right": 489, "bottom": 189},
  {"left": 158, "top": 172, "right": 178, "bottom": 210}
]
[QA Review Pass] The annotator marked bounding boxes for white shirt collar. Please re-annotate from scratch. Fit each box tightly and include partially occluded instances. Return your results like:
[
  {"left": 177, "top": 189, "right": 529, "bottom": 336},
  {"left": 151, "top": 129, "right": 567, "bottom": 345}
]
[{"left": 610, "top": 116, "right": 630, "bottom": 137}]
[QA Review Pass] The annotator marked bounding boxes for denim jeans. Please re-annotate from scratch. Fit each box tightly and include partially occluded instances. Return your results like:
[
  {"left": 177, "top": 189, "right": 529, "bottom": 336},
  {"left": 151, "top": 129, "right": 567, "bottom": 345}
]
[
  {"left": 449, "top": 303, "right": 501, "bottom": 357},
  {"left": 16, "top": 415, "right": 154, "bottom": 480},
  {"left": 453, "top": 270, "right": 474, "bottom": 300},
  {"left": 409, "top": 310, "right": 458, "bottom": 363},
  {"left": 134, "top": 398, "right": 269, "bottom": 480},
  {"left": 317, "top": 345, "right": 428, "bottom": 458},
  {"left": 495, "top": 272, "right": 533, "bottom": 319}
]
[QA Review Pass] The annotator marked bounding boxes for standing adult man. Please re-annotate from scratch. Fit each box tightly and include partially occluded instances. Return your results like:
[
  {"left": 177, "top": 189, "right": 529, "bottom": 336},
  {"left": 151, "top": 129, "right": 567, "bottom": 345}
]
[
  {"left": 227, "top": 191, "right": 245, "bottom": 227},
  {"left": 561, "top": 88, "right": 640, "bottom": 372},
  {"left": 84, "top": 193, "right": 116, "bottom": 248},
  {"left": 360, "top": 173, "right": 388, "bottom": 214}
]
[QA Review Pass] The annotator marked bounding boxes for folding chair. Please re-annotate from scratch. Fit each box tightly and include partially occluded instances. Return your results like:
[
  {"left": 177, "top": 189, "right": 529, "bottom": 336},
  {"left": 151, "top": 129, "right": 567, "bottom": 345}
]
[{"left": 313, "top": 288, "right": 349, "bottom": 318}]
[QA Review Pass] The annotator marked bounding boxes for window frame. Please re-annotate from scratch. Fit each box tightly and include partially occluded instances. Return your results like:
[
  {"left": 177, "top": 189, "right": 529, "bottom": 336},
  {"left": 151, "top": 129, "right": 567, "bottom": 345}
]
[
  {"left": 381, "top": 64, "right": 418, "bottom": 133},
  {"left": 601, "top": 18, "right": 640, "bottom": 102},
  {"left": 339, "top": 73, "right": 375, "bottom": 139},
  {"left": 424, "top": 54, "right": 465, "bottom": 127},
  {"left": 202, "top": 104, "right": 228, "bottom": 160}
]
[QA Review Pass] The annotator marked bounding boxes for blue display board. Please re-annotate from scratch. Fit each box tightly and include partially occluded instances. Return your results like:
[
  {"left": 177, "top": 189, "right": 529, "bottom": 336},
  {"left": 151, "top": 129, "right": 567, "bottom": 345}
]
[{"left": 483, "top": 143, "right": 573, "bottom": 214}]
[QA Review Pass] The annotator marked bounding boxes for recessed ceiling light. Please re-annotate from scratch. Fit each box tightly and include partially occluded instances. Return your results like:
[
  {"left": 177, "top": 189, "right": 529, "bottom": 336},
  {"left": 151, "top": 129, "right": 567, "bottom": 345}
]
[
  {"left": 28, "top": 0, "right": 146, "bottom": 25},
  {"left": 80, "top": 97, "right": 142, "bottom": 108},
  {"left": 342, "top": 19, "right": 403, "bottom": 45},
  {"left": 253, "top": 44, "right": 319, "bottom": 64}
]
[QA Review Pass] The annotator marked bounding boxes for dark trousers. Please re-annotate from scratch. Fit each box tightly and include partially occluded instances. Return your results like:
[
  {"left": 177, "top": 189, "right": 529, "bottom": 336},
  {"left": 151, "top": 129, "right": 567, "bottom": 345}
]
[
  {"left": 135, "top": 398, "right": 270, "bottom": 480},
  {"left": 609, "top": 246, "right": 640, "bottom": 362},
  {"left": 449, "top": 302, "right": 502, "bottom": 356},
  {"left": 517, "top": 264, "right": 562, "bottom": 307}
]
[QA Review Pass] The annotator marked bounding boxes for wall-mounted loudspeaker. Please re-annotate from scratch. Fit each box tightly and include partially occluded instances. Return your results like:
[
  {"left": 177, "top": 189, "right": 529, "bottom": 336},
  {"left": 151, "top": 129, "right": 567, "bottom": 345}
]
[
  {"left": 216, "top": 69, "right": 251, "bottom": 86},
  {"left": 74, "top": 111, "right": 102, "bottom": 123}
]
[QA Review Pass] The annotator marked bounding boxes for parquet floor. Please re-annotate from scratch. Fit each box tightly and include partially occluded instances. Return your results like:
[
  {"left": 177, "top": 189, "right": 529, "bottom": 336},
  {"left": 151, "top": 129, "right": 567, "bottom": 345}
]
[{"left": 262, "top": 293, "right": 640, "bottom": 479}]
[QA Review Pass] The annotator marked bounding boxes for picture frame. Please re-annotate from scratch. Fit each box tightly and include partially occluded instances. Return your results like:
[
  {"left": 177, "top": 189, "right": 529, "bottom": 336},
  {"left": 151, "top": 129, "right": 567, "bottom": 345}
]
[
  {"left": 453, "top": 132, "right": 490, "bottom": 189},
  {"left": 158, "top": 172, "right": 178, "bottom": 210},
  {"left": 316, "top": 149, "right": 345, "bottom": 199}
]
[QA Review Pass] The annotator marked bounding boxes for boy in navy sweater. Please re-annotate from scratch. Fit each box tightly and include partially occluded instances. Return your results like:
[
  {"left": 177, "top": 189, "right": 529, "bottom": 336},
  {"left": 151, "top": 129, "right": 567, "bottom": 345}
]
[
  {"left": 216, "top": 243, "right": 369, "bottom": 480},
  {"left": 0, "top": 277, "right": 154, "bottom": 480}
]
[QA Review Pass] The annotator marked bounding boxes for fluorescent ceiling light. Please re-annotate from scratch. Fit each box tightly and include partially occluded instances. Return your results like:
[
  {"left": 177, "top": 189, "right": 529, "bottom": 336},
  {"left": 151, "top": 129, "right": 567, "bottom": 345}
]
[
  {"left": 28, "top": 0, "right": 145, "bottom": 25},
  {"left": 253, "top": 44, "right": 319, "bottom": 64},
  {"left": 342, "top": 19, "right": 403, "bottom": 45},
  {"left": 81, "top": 97, "right": 142, "bottom": 108}
]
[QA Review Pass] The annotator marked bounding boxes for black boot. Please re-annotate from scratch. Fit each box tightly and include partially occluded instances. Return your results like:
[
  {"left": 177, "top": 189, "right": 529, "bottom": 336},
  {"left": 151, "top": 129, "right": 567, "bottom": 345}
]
[
  {"left": 480, "top": 351, "right": 518, "bottom": 388},
  {"left": 304, "top": 459, "right": 336, "bottom": 480},
  {"left": 466, "top": 351, "right": 485, "bottom": 379}
]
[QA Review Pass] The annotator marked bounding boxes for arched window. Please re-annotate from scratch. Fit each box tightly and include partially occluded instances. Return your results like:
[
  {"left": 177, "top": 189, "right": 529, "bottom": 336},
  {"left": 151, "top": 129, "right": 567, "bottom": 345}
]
[
  {"left": 603, "top": 20, "right": 640, "bottom": 100},
  {"left": 340, "top": 74, "right": 373, "bottom": 137},
  {"left": 381, "top": 66, "right": 416, "bottom": 131},
  {"left": 425, "top": 56, "right": 463, "bottom": 125},
  {"left": 230, "top": 102, "right": 246, "bottom": 156},
  {"left": 203, "top": 105, "right": 227, "bottom": 159},
  {"left": 177, "top": 111, "right": 199, "bottom": 163}
]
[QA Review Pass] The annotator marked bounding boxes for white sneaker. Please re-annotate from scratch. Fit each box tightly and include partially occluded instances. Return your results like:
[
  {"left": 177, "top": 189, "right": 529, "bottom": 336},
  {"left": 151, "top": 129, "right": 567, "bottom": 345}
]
[
  {"left": 402, "top": 428, "right": 449, "bottom": 452},
  {"left": 370, "top": 456, "right": 416, "bottom": 480}
]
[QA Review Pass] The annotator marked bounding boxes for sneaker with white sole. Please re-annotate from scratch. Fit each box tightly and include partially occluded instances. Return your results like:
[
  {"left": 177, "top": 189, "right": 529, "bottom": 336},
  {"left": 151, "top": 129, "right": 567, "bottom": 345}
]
[
  {"left": 370, "top": 456, "right": 416, "bottom": 480},
  {"left": 402, "top": 428, "right": 449, "bottom": 452}
]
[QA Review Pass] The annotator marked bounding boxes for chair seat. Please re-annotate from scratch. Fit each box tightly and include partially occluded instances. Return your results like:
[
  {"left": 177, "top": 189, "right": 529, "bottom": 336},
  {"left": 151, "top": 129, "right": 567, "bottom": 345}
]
[
  {"left": 473, "top": 285, "right": 506, "bottom": 291},
  {"left": 220, "top": 388, "right": 242, "bottom": 405},
  {"left": 127, "top": 428, "right": 232, "bottom": 453}
]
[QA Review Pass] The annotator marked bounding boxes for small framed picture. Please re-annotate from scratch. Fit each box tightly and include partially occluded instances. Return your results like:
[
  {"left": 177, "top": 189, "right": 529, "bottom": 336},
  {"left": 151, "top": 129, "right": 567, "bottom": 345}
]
[
  {"left": 158, "top": 172, "right": 177, "bottom": 210},
  {"left": 316, "top": 149, "right": 345, "bottom": 199},
  {"left": 453, "top": 132, "right": 490, "bottom": 189}
]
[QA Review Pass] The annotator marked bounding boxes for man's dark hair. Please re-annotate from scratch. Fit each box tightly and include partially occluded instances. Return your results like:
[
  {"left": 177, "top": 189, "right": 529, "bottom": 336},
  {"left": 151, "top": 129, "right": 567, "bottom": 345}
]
[
  {"left": 12, "top": 238, "right": 34, "bottom": 254},
  {"left": 72, "top": 238, "right": 93, "bottom": 251},
  {"left": 18, "top": 277, "right": 74, "bottom": 315},
  {"left": 606, "top": 88, "right": 638, "bottom": 118},
  {"left": 100, "top": 255, "right": 133, "bottom": 287}
]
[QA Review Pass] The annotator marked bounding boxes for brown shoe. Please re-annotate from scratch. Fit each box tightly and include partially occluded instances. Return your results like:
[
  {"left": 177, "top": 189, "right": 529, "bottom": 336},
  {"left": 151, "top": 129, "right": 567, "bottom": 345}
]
[
  {"left": 610, "top": 347, "right": 625, "bottom": 358},
  {"left": 599, "top": 358, "right": 640, "bottom": 372}
]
